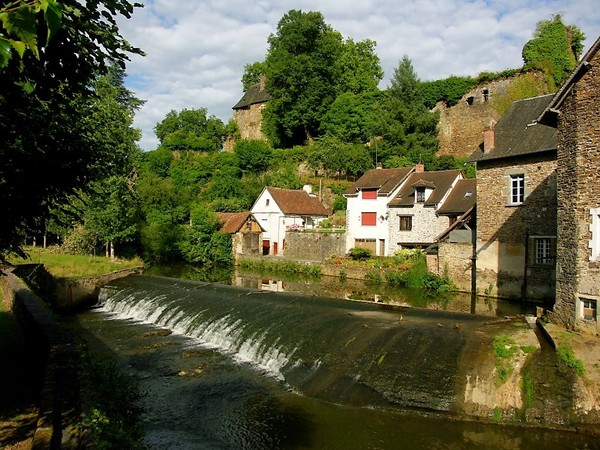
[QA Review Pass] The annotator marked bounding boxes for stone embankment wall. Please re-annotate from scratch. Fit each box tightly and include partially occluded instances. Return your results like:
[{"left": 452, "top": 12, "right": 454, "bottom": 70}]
[
  {"left": 284, "top": 231, "right": 346, "bottom": 261},
  {"left": 1, "top": 270, "right": 81, "bottom": 449}
]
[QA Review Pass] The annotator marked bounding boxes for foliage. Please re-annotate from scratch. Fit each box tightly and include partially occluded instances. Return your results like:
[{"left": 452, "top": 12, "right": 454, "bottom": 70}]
[
  {"left": 492, "top": 335, "right": 518, "bottom": 358},
  {"left": 556, "top": 346, "right": 585, "bottom": 376},
  {"left": 154, "top": 108, "right": 225, "bottom": 152},
  {"left": 262, "top": 9, "right": 383, "bottom": 148},
  {"left": 522, "top": 14, "right": 584, "bottom": 86},
  {"left": 420, "top": 75, "right": 478, "bottom": 109},
  {"left": 0, "top": 0, "right": 143, "bottom": 261},
  {"left": 309, "top": 136, "right": 373, "bottom": 178},
  {"left": 234, "top": 139, "right": 274, "bottom": 173},
  {"left": 78, "top": 354, "right": 144, "bottom": 449},
  {"left": 348, "top": 247, "right": 372, "bottom": 261},
  {"left": 177, "top": 203, "right": 232, "bottom": 266},
  {"left": 241, "top": 60, "right": 266, "bottom": 91},
  {"left": 490, "top": 71, "right": 555, "bottom": 116},
  {"left": 320, "top": 91, "right": 380, "bottom": 143}
]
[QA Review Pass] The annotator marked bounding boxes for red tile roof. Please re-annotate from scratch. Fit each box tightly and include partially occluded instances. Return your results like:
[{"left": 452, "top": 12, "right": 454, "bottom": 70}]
[
  {"left": 266, "top": 187, "right": 329, "bottom": 216},
  {"left": 217, "top": 212, "right": 253, "bottom": 234}
]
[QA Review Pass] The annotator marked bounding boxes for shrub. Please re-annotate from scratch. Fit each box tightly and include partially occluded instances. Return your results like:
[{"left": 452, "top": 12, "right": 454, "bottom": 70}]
[{"left": 348, "top": 247, "right": 372, "bottom": 261}]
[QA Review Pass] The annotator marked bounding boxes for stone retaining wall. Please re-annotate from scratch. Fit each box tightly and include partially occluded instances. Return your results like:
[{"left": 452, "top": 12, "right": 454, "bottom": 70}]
[{"left": 1, "top": 270, "right": 81, "bottom": 449}]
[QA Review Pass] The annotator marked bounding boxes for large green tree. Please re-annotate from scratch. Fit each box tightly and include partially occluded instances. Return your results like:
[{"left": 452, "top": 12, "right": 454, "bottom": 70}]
[
  {"left": 263, "top": 10, "right": 344, "bottom": 147},
  {"left": 154, "top": 108, "right": 226, "bottom": 152},
  {"left": 0, "top": 0, "right": 143, "bottom": 260}
]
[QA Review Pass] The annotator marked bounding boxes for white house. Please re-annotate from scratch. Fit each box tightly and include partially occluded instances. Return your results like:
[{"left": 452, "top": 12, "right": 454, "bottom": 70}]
[
  {"left": 387, "top": 169, "right": 464, "bottom": 253},
  {"left": 250, "top": 186, "right": 329, "bottom": 255},
  {"left": 344, "top": 166, "right": 415, "bottom": 256}
]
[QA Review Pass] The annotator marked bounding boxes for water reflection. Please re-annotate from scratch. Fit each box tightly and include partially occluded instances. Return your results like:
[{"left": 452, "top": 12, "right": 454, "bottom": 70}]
[{"left": 145, "top": 263, "right": 534, "bottom": 318}]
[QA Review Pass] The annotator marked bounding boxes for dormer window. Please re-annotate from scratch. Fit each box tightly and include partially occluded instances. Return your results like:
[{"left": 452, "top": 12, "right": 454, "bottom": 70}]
[
  {"left": 362, "top": 189, "right": 377, "bottom": 200},
  {"left": 416, "top": 187, "right": 426, "bottom": 203},
  {"left": 465, "top": 191, "right": 472, "bottom": 198}
]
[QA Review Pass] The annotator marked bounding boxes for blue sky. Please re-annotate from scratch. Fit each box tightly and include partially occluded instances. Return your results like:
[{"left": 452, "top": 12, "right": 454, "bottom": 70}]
[{"left": 115, "top": 1, "right": 600, "bottom": 151}]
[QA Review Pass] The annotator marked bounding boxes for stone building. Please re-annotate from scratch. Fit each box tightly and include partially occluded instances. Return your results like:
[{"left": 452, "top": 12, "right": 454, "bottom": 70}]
[
  {"left": 217, "top": 212, "right": 264, "bottom": 261},
  {"left": 228, "top": 77, "right": 271, "bottom": 150},
  {"left": 387, "top": 169, "right": 464, "bottom": 252},
  {"left": 538, "top": 36, "right": 600, "bottom": 329},
  {"left": 468, "top": 94, "right": 557, "bottom": 301}
]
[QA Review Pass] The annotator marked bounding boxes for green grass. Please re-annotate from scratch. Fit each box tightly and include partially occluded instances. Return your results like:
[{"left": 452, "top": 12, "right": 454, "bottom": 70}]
[
  {"left": 9, "top": 247, "right": 143, "bottom": 280},
  {"left": 556, "top": 346, "right": 585, "bottom": 376}
]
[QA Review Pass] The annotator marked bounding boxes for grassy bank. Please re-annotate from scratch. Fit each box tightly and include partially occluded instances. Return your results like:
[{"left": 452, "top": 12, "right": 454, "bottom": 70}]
[{"left": 9, "top": 247, "right": 143, "bottom": 279}]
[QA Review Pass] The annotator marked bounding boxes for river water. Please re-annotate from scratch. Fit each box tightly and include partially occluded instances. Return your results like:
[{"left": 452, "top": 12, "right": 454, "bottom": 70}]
[{"left": 67, "top": 272, "right": 598, "bottom": 449}]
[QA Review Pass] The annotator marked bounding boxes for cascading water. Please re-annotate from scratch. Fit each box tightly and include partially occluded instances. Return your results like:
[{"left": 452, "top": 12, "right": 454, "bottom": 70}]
[{"left": 100, "top": 274, "right": 497, "bottom": 412}]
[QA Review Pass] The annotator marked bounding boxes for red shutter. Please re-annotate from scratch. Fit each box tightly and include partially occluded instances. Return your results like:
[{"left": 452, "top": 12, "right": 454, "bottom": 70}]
[
  {"left": 362, "top": 189, "right": 377, "bottom": 199},
  {"left": 361, "top": 212, "right": 377, "bottom": 226}
]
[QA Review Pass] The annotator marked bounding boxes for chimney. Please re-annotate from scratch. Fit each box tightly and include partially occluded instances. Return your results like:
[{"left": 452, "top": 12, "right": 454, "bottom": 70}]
[
  {"left": 483, "top": 128, "right": 495, "bottom": 153},
  {"left": 415, "top": 163, "right": 425, "bottom": 173}
]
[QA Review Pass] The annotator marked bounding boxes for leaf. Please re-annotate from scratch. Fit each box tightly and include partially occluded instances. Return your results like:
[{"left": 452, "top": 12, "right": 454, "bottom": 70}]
[
  {"left": 9, "top": 39, "right": 26, "bottom": 58},
  {"left": 2, "top": 5, "right": 38, "bottom": 58},
  {"left": 0, "top": 36, "right": 12, "bottom": 68},
  {"left": 42, "top": 0, "right": 62, "bottom": 42},
  {"left": 377, "top": 352, "right": 387, "bottom": 366}
]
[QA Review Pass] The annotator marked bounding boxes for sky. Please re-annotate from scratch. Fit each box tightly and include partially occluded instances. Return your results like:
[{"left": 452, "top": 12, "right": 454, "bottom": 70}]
[{"left": 115, "top": 1, "right": 600, "bottom": 151}]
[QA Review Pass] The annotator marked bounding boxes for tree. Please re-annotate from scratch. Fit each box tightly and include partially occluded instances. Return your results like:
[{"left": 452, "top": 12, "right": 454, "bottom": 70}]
[
  {"left": 336, "top": 38, "right": 383, "bottom": 95},
  {"left": 320, "top": 91, "right": 380, "bottom": 143},
  {"left": 241, "top": 61, "right": 266, "bottom": 91},
  {"left": 0, "top": 0, "right": 143, "bottom": 260},
  {"left": 178, "top": 203, "right": 231, "bottom": 266},
  {"left": 263, "top": 10, "right": 344, "bottom": 147},
  {"left": 522, "top": 14, "right": 585, "bottom": 86},
  {"left": 234, "top": 139, "right": 273, "bottom": 173},
  {"left": 371, "top": 56, "right": 439, "bottom": 166},
  {"left": 154, "top": 108, "right": 226, "bottom": 152}
]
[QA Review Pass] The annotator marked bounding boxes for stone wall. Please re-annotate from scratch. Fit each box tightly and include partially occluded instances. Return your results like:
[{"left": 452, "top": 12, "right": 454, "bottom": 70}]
[
  {"left": 233, "top": 102, "right": 268, "bottom": 142},
  {"left": 476, "top": 153, "right": 557, "bottom": 299},
  {"left": 433, "top": 241, "right": 473, "bottom": 292},
  {"left": 555, "top": 47, "right": 600, "bottom": 329},
  {"left": 284, "top": 232, "right": 346, "bottom": 261}
]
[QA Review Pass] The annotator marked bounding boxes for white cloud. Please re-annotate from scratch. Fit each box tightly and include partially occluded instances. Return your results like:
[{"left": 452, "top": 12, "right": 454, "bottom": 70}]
[{"left": 116, "top": 0, "right": 600, "bottom": 150}]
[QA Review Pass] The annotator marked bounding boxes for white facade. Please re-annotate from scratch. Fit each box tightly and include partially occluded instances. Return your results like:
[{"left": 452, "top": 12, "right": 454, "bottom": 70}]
[
  {"left": 250, "top": 187, "right": 327, "bottom": 256},
  {"left": 388, "top": 204, "right": 452, "bottom": 253},
  {"left": 346, "top": 192, "right": 394, "bottom": 256}
]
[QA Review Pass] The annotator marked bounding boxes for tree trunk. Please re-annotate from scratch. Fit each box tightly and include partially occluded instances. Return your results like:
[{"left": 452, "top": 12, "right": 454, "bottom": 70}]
[
  {"left": 105, "top": 241, "right": 109, "bottom": 258},
  {"left": 110, "top": 241, "right": 115, "bottom": 260}
]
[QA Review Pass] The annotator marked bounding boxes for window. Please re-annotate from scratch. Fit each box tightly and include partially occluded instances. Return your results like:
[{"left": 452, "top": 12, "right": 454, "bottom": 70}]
[
  {"left": 510, "top": 174, "right": 524, "bottom": 205},
  {"left": 581, "top": 298, "right": 597, "bottom": 321},
  {"left": 534, "top": 238, "right": 554, "bottom": 265},
  {"left": 399, "top": 216, "right": 412, "bottom": 231},
  {"left": 362, "top": 189, "right": 377, "bottom": 200},
  {"left": 416, "top": 188, "right": 426, "bottom": 203},
  {"left": 266, "top": 198, "right": 270, "bottom": 206},
  {"left": 590, "top": 208, "right": 600, "bottom": 261},
  {"left": 361, "top": 212, "right": 377, "bottom": 226}
]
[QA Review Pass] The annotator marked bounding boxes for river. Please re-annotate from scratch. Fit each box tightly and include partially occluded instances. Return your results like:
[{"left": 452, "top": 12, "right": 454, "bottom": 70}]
[{"left": 66, "top": 271, "right": 598, "bottom": 449}]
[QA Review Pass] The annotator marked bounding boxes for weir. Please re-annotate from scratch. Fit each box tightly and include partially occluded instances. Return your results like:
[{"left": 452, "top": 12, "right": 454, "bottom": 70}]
[{"left": 99, "top": 274, "right": 516, "bottom": 415}]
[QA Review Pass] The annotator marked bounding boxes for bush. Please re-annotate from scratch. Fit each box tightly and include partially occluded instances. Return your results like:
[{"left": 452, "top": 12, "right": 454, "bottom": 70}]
[
  {"left": 556, "top": 346, "right": 585, "bottom": 376},
  {"left": 348, "top": 247, "right": 372, "bottom": 261}
]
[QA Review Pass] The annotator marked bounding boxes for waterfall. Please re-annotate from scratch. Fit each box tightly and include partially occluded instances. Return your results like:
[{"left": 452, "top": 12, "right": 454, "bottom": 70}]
[{"left": 98, "top": 274, "right": 492, "bottom": 411}]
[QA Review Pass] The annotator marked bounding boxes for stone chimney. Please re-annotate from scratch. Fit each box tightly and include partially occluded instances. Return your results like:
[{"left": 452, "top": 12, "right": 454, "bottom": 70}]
[
  {"left": 483, "top": 128, "right": 495, "bottom": 153},
  {"left": 415, "top": 163, "right": 425, "bottom": 173}
]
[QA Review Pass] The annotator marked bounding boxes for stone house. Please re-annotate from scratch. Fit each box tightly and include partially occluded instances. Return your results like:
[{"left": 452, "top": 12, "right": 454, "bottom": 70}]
[
  {"left": 217, "top": 212, "right": 264, "bottom": 261},
  {"left": 538, "top": 36, "right": 600, "bottom": 329},
  {"left": 227, "top": 76, "right": 271, "bottom": 150},
  {"left": 468, "top": 94, "right": 558, "bottom": 301},
  {"left": 387, "top": 169, "right": 464, "bottom": 253},
  {"left": 429, "top": 179, "right": 477, "bottom": 292},
  {"left": 250, "top": 186, "right": 329, "bottom": 256},
  {"left": 344, "top": 166, "right": 415, "bottom": 256}
]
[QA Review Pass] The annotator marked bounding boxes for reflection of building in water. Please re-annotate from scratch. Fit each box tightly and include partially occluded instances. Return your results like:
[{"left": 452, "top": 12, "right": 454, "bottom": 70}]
[{"left": 260, "top": 279, "right": 284, "bottom": 292}]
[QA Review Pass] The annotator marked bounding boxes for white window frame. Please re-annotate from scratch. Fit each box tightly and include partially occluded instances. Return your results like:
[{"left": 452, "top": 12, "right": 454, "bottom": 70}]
[
  {"left": 510, "top": 174, "right": 525, "bottom": 205},
  {"left": 534, "top": 237, "right": 554, "bottom": 265},
  {"left": 579, "top": 297, "right": 598, "bottom": 321},
  {"left": 589, "top": 208, "right": 600, "bottom": 261}
]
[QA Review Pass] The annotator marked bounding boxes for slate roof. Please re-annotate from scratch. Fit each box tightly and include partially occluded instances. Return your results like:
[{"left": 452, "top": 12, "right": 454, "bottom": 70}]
[
  {"left": 388, "top": 170, "right": 462, "bottom": 207},
  {"left": 344, "top": 167, "right": 414, "bottom": 197},
  {"left": 266, "top": 187, "right": 329, "bottom": 216},
  {"left": 217, "top": 212, "right": 258, "bottom": 234},
  {"left": 468, "top": 94, "right": 557, "bottom": 163},
  {"left": 437, "top": 178, "right": 477, "bottom": 215},
  {"left": 232, "top": 81, "right": 271, "bottom": 109}
]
